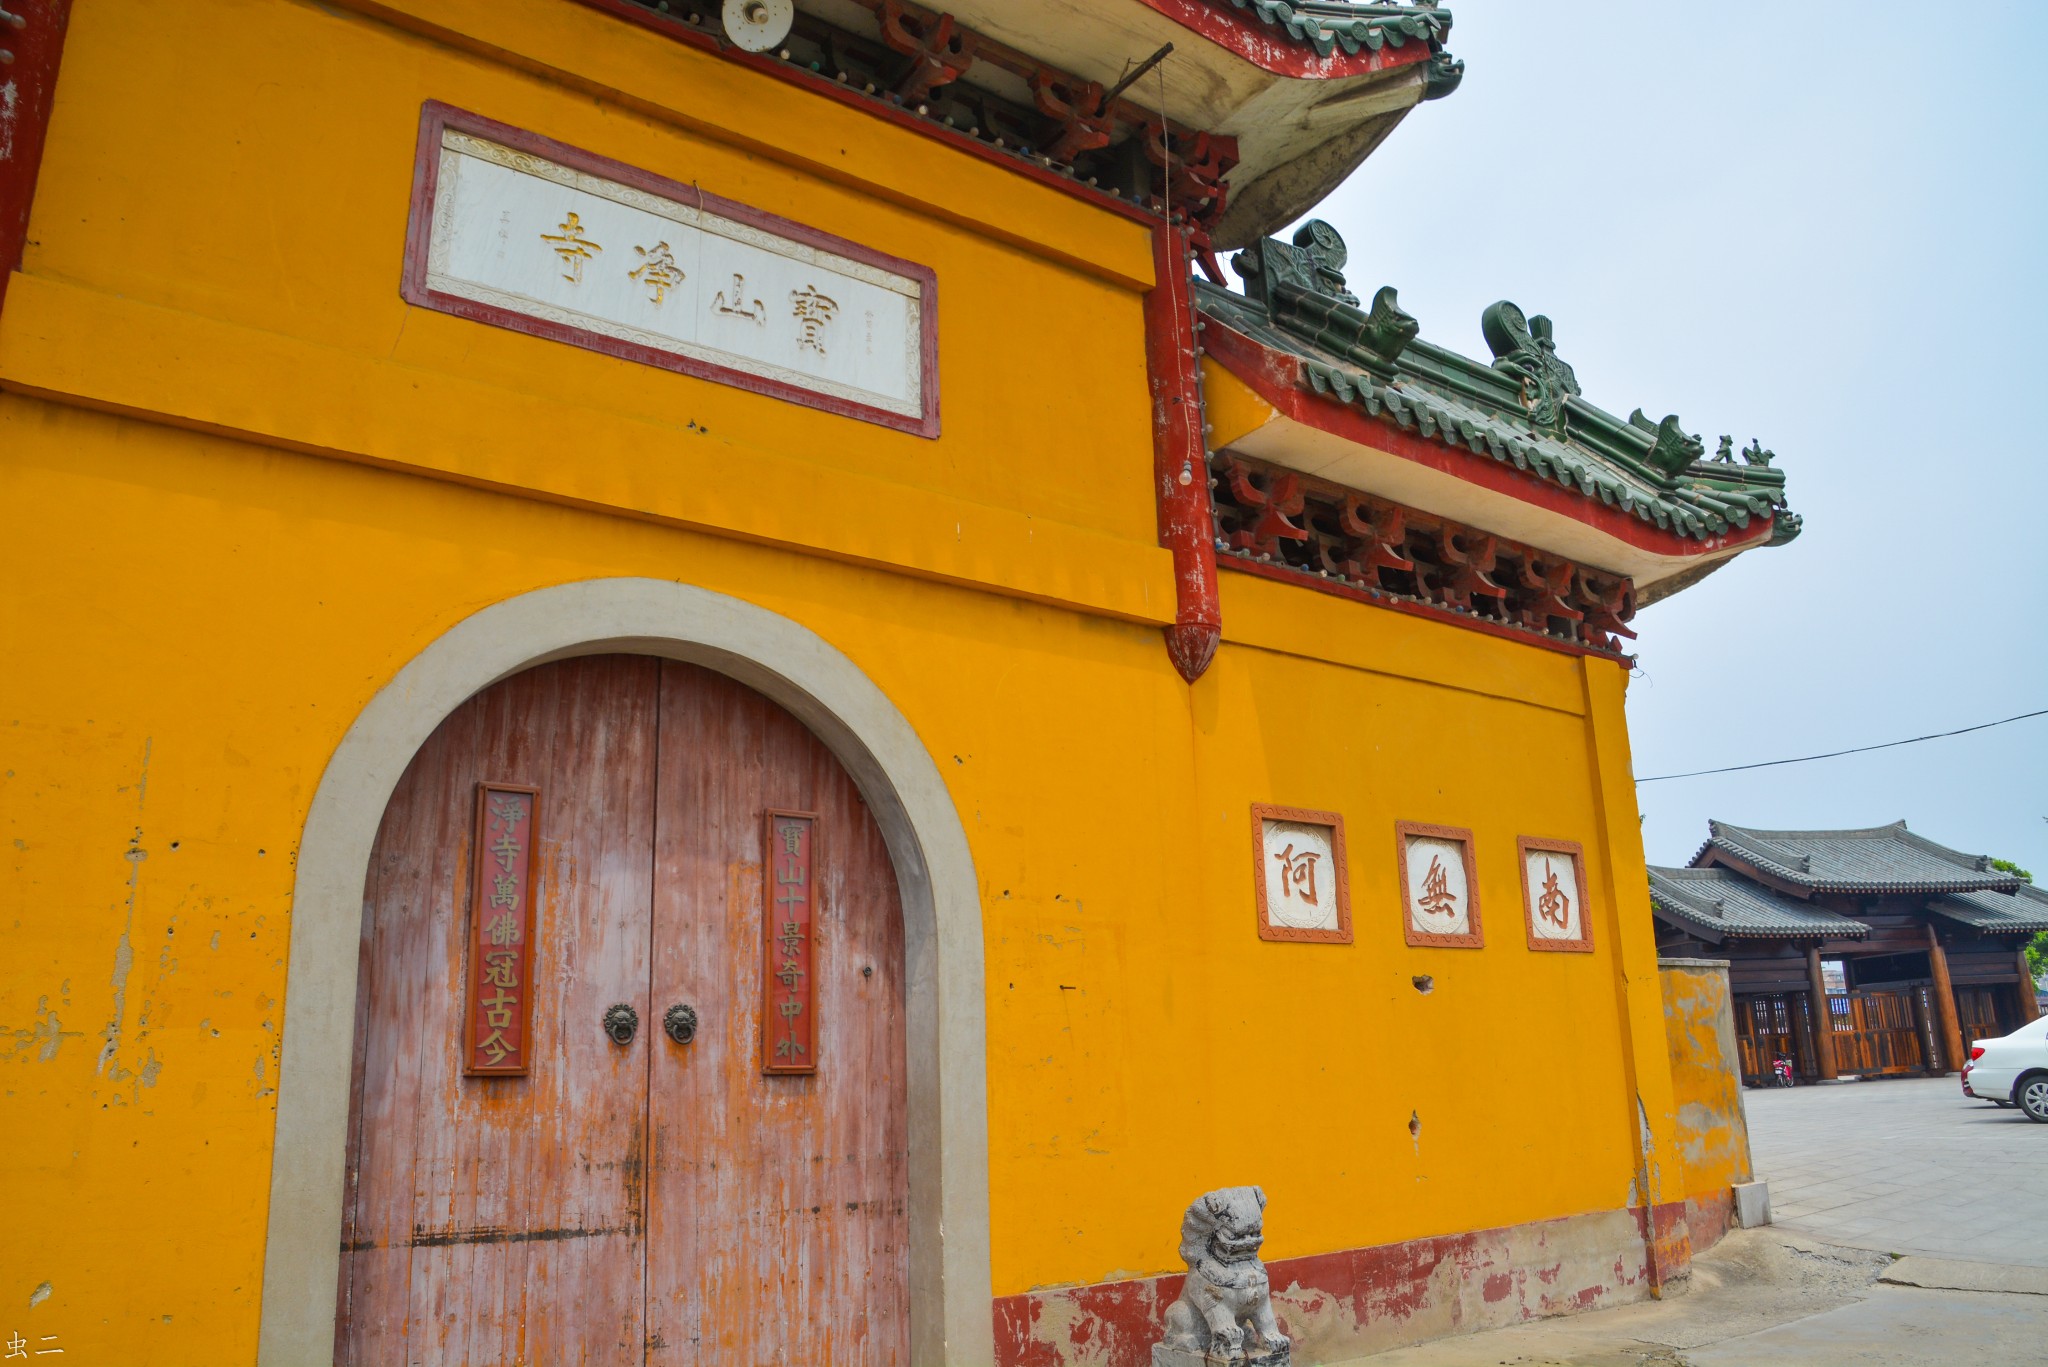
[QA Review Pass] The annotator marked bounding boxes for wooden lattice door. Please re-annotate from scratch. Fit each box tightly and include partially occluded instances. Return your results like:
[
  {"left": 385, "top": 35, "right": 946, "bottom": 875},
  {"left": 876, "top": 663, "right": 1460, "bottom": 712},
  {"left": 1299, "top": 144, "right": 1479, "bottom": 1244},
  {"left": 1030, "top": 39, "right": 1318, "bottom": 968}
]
[
  {"left": 1831, "top": 990, "right": 1924, "bottom": 1076},
  {"left": 1735, "top": 995, "right": 1796, "bottom": 1082},
  {"left": 336, "top": 655, "right": 909, "bottom": 1365},
  {"left": 1956, "top": 986, "right": 2010, "bottom": 1047}
]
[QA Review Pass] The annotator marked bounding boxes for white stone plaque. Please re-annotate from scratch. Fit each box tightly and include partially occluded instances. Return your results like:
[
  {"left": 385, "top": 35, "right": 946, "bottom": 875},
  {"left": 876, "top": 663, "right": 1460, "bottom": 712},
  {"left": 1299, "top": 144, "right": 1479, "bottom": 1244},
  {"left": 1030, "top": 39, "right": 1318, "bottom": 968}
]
[
  {"left": 404, "top": 106, "right": 936, "bottom": 434},
  {"left": 1523, "top": 848, "right": 1582, "bottom": 941},
  {"left": 1251, "top": 805, "right": 1350, "bottom": 943},
  {"left": 1398, "top": 823, "right": 1482, "bottom": 947},
  {"left": 1261, "top": 820, "right": 1337, "bottom": 930},
  {"left": 1518, "top": 836, "right": 1591, "bottom": 952}
]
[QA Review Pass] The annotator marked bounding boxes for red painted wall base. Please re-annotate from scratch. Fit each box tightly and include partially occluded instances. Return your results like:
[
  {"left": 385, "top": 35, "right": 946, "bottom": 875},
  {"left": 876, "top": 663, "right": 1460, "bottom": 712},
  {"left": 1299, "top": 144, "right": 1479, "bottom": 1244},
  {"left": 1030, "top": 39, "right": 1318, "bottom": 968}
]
[
  {"left": 1684, "top": 1188, "right": 1736, "bottom": 1262},
  {"left": 994, "top": 1203, "right": 1689, "bottom": 1366}
]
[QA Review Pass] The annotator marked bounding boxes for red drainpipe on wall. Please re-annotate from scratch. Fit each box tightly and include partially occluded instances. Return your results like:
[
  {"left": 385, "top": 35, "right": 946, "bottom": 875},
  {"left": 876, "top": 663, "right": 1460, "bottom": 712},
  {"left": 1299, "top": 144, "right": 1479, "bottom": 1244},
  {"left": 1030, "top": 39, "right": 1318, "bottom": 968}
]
[
  {"left": 0, "top": 0, "right": 74, "bottom": 315},
  {"left": 1145, "top": 220, "right": 1221, "bottom": 683}
]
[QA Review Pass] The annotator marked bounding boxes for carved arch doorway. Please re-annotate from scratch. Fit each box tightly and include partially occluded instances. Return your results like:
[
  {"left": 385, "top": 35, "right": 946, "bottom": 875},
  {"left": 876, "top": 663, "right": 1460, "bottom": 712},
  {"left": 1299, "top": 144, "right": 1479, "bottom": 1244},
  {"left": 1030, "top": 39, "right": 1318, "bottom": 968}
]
[{"left": 336, "top": 654, "right": 910, "bottom": 1364}]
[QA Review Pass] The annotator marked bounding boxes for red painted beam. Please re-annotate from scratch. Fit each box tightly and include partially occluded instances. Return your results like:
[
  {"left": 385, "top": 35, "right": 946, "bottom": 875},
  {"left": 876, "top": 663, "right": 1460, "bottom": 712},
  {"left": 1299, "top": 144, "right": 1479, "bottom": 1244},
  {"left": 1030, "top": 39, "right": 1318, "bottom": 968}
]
[
  {"left": 1132, "top": 0, "right": 1436, "bottom": 80},
  {"left": 1202, "top": 317, "right": 1776, "bottom": 563},
  {"left": 0, "top": 0, "right": 74, "bottom": 316},
  {"left": 1146, "top": 222, "right": 1221, "bottom": 682}
]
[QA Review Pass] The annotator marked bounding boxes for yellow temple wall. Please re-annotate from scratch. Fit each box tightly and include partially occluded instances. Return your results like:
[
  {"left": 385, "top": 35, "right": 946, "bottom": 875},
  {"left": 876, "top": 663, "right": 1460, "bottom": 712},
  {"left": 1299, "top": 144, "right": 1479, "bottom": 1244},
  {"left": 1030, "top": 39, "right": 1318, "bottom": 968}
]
[
  {"left": 1, "top": 1, "right": 1686, "bottom": 1361},
  {"left": 1659, "top": 957, "right": 1756, "bottom": 1253}
]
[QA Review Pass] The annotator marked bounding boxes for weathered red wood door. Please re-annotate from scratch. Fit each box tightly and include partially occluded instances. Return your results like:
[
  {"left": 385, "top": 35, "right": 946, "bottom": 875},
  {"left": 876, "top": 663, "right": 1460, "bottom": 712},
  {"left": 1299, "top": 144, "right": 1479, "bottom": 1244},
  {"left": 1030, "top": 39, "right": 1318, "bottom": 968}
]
[{"left": 337, "top": 655, "right": 909, "bottom": 1365}]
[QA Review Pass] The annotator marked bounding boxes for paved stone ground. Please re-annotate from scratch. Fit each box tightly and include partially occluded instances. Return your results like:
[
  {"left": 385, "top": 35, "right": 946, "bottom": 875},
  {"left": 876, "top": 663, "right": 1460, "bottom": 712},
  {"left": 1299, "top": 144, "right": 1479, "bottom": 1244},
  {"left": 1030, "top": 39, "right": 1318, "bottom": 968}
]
[
  {"left": 1744, "top": 1074, "right": 2048, "bottom": 1266},
  {"left": 1356, "top": 1079, "right": 2048, "bottom": 1364},
  {"left": 1361, "top": 1229, "right": 2048, "bottom": 1366}
]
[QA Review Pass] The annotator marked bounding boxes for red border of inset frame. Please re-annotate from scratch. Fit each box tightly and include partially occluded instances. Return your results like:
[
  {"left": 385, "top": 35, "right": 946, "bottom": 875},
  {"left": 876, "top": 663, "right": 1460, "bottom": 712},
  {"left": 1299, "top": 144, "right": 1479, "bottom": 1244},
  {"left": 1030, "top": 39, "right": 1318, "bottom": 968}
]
[
  {"left": 1518, "top": 835, "right": 1593, "bottom": 953},
  {"left": 400, "top": 100, "right": 941, "bottom": 438},
  {"left": 1250, "top": 803, "right": 1352, "bottom": 944},
  {"left": 1395, "top": 821, "right": 1484, "bottom": 949}
]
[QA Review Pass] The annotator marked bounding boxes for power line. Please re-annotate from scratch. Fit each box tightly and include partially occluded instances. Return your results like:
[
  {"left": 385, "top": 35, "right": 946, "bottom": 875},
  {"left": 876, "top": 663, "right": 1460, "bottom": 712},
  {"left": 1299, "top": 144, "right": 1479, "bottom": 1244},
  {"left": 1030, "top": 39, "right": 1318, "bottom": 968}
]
[{"left": 1635, "top": 707, "right": 2048, "bottom": 784}]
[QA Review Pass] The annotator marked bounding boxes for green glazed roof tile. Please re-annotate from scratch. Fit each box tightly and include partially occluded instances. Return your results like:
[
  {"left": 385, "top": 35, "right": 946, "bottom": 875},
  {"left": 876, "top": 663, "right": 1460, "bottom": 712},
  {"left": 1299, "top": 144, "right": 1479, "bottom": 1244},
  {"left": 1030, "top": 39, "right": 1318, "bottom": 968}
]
[
  {"left": 1199, "top": 221, "right": 1800, "bottom": 551},
  {"left": 1218, "top": 0, "right": 1444, "bottom": 56}
]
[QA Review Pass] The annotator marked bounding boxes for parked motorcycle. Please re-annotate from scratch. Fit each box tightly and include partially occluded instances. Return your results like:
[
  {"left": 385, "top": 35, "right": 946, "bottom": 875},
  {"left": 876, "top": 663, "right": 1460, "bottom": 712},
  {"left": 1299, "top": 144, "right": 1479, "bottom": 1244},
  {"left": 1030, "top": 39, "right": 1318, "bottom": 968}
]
[{"left": 1771, "top": 1054, "right": 1796, "bottom": 1087}]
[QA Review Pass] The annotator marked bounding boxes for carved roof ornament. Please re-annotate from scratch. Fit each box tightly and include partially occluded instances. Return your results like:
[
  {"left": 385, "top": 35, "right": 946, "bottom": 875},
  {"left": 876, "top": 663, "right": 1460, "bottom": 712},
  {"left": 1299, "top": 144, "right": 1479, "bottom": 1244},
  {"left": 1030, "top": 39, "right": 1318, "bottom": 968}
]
[
  {"left": 1230, "top": 221, "right": 1415, "bottom": 371},
  {"left": 1632, "top": 410, "right": 1704, "bottom": 481},
  {"left": 1481, "top": 301, "right": 1579, "bottom": 434},
  {"left": 1358, "top": 286, "right": 1420, "bottom": 364},
  {"left": 1293, "top": 219, "right": 1356, "bottom": 304}
]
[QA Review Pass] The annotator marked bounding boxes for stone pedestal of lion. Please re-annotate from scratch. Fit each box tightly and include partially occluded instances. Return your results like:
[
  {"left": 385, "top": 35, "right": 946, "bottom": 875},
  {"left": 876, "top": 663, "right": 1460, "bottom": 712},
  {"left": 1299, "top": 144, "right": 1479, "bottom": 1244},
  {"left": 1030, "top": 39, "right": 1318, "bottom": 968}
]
[{"left": 1151, "top": 1186, "right": 1290, "bottom": 1367}]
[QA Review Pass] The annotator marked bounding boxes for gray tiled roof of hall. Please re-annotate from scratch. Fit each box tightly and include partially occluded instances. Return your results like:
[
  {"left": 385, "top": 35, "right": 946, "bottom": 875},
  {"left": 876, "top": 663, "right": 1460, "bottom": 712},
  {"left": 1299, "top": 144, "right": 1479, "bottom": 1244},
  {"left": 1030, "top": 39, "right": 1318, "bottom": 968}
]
[
  {"left": 1693, "top": 820, "right": 2025, "bottom": 896},
  {"left": 1930, "top": 882, "right": 2048, "bottom": 934},
  {"left": 1647, "top": 866, "right": 1869, "bottom": 942}
]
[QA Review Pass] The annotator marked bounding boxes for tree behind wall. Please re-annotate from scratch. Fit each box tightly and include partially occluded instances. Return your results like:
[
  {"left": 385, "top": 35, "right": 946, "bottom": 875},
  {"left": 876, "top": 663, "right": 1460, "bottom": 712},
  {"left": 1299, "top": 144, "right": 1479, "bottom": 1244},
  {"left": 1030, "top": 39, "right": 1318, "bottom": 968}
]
[{"left": 1993, "top": 859, "right": 2048, "bottom": 986}]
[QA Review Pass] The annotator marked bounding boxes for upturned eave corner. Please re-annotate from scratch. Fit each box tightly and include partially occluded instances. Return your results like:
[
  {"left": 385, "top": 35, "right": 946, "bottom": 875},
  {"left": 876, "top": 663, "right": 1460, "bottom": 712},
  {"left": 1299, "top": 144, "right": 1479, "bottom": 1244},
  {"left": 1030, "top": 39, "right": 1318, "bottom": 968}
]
[
  {"left": 1139, "top": 0, "right": 1461, "bottom": 85},
  {"left": 1185, "top": 219, "right": 1801, "bottom": 647},
  {"left": 573, "top": 0, "right": 1467, "bottom": 268}
]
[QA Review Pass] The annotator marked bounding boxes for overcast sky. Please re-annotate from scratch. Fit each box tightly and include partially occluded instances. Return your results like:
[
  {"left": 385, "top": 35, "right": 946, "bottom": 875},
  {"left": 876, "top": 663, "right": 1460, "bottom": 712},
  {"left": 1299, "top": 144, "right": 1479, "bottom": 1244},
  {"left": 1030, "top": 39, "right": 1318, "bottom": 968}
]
[{"left": 1289, "top": 2, "right": 2048, "bottom": 874}]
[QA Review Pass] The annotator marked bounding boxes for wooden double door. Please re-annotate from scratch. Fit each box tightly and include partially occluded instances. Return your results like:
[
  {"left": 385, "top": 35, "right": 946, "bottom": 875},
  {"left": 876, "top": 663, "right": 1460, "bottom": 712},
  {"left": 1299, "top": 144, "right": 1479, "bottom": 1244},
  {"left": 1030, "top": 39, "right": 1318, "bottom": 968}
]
[
  {"left": 1828, "top": 989, "right": 1926, "bottom": 1076},
  {"left": 337, "top": 655, "right": 909, "bottom": 1365}
]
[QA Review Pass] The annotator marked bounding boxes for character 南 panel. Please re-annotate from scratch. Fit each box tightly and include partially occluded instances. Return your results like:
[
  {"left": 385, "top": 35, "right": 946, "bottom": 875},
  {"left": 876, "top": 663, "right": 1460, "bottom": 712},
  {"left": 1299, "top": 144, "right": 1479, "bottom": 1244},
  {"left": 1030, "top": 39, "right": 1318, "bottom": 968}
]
[
  {"left": 1518, "top": 835, "right": 1592, "bottom": 953},
  {"left": 401, "top": 101, "right": 940, "bottom": 436},
  {"left": 1396, "top": 820, "right": 1483, "bottom": 949},
  {"left": 1251, "top": 804, "right": 1351, "bottom": 944}
]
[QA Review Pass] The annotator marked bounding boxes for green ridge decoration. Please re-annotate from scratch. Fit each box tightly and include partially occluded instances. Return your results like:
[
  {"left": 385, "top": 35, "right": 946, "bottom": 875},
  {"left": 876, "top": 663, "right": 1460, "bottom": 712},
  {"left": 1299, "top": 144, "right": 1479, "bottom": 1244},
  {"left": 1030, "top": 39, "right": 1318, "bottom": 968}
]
[
  {"left": 1206, "top": 221, "right": 1799, "bottom": 548},
  {"left": 1640, "top": 413, "right": 1704, "bottom": 480},
  {"left": 1480, "top": 302, "right": 1578, "bottom": 433}
]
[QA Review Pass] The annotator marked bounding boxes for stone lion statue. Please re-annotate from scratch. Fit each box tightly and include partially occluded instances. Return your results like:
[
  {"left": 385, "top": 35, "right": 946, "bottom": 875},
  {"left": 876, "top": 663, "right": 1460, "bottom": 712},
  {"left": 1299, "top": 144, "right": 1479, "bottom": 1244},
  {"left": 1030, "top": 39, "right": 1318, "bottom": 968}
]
[{"left": 1152, "top": 1186, "right": 1290, "bottom": 1365}]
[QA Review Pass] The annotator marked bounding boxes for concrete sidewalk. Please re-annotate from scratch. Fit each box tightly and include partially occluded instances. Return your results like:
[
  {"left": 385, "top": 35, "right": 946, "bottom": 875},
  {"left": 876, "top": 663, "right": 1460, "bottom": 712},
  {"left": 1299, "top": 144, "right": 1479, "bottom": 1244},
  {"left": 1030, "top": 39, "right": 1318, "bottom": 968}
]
[
  {"left": 1358, "top": 1077, "right": 2048, "bottom": 1363},
  {"left": 1357, "top": 1229, "right": 2048, "bottom": 1366},
  {"left": 1744, "top": 1075, "right": 2048, "bottom": 1266}
]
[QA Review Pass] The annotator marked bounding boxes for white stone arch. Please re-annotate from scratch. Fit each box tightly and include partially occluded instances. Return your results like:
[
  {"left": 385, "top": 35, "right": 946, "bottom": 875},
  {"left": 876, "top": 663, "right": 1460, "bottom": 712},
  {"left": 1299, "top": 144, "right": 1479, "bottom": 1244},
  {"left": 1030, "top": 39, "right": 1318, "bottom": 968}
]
[{"left": 258, "top": 578, "right": 993, "bottom": 1365}]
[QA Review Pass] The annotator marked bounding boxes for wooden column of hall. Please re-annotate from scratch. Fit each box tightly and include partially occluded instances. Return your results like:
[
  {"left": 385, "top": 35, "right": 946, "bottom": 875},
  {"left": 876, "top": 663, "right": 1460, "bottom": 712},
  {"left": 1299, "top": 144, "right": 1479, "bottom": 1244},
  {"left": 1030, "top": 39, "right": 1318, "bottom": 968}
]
[
  {"left": 2019, "top": 947, "right": 2042, "bottom": 1025},
  {"left": 1925, "top": 925, "right": 1966, "bottom": 1071},
  {"left": 1804, "top": 946, "right": 1840, "bottom": 1081}
]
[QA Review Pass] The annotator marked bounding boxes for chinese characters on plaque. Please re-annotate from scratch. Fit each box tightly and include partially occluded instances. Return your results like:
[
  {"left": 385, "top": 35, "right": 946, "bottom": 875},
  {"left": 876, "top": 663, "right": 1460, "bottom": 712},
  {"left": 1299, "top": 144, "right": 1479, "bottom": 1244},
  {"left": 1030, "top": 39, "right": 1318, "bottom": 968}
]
[
  {"left": 1250, "top": 804, "right": 1351, "bottom": 943},
  {"left": 410, "top": 109, "right": 935, "bottom": 434},
  {"left": 466, "top": 784, "right": 539, "bottom": 1075},
  {"left": 532, "top": 200, "right": 841, "bottom": 343},
  {"left": 1519, "top": 836, "right": 1592, "bottom": 952},
  {"left": 1398, "top": 822, "right": 1484, "bottom": 948},
  {"left": 763, "top": 811, "right": 818, "bottom": 1075}
]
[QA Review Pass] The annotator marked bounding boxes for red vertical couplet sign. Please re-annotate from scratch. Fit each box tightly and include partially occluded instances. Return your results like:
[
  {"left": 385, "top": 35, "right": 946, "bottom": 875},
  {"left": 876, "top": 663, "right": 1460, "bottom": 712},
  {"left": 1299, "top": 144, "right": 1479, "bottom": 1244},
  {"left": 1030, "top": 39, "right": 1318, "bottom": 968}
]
[
  {"left": 763, "top": 810, "right": 818, "bottom": 1075},
  {"left": 466, "top": 783, "right": 539, "bottom": 1075}
]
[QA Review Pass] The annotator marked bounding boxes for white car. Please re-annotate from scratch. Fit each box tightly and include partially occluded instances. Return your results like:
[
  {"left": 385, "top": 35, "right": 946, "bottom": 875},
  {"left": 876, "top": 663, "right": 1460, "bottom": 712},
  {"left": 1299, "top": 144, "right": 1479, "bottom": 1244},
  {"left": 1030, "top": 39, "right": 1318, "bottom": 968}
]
[{"left": 1961, "top": 1015, "right": 2048, "bottom": 1121}]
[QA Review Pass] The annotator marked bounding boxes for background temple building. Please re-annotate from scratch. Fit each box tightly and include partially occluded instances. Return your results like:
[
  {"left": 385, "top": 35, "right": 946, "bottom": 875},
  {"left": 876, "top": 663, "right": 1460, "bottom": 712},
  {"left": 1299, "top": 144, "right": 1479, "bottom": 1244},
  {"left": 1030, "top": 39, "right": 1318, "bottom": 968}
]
[
  {"left": 2, "top": 1, "right": 1792, "bottom": 1363},
  {"left": 1651, "top": 822, "right": 2047, "bottom": 1087}
]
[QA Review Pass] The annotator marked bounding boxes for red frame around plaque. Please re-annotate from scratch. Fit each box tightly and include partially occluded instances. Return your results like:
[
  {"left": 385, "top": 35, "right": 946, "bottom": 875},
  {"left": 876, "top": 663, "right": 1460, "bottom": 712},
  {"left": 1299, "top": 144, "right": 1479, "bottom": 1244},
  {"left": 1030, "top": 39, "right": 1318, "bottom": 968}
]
[
  {"left": 400, "top": 101, "right": 941, "bottom": 438},
  {"left": 763, "top": 809, "right": 819, "bottom": 1075},
  {"left": 1250, "top": 803, "right": 1352, "bottom": 945},
  {"left": 1518, "top": 835, "right": 1594, "bottom": 954},
  {"left": 465, "top": 783, "right": 540, "bottom": 1076},
  {"left": 1396, "top": 820, "right": 1484, "bottom": 950}
]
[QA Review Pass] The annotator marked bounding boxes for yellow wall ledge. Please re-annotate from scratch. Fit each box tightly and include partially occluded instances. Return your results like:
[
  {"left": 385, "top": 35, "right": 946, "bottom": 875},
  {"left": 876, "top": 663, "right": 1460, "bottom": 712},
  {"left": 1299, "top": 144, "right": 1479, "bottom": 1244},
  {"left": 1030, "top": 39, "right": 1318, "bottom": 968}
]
[{"left": 0, "top": 272, "right": 1176, "bottom": 626}]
